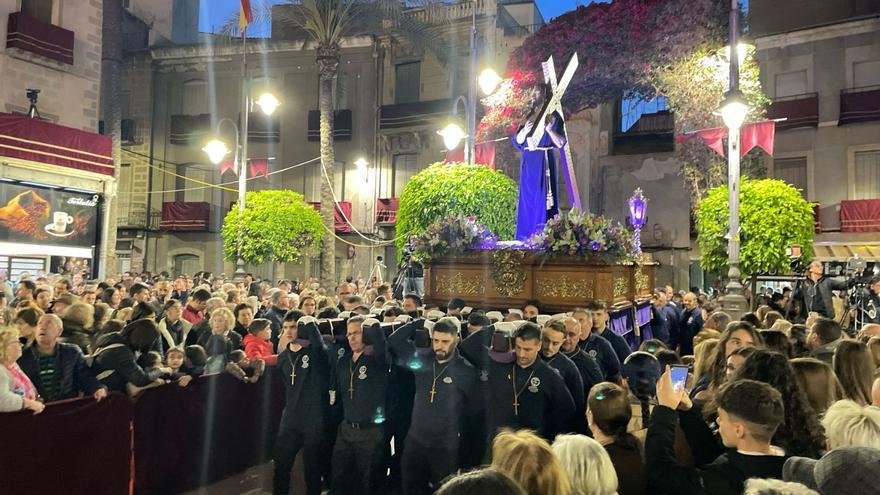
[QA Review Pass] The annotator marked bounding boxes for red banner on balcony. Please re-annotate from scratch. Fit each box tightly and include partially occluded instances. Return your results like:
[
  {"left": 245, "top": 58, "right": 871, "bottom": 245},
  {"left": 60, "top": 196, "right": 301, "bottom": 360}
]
[
  {"left": 676, "top": 121, "right": 776, "bottom": 158},
  {"left": 676, "top": 127, "right": 726, "bottom": 157},
  {"left": 6, "top": 12, "right": 74, "bottom": 64},
  {"left": 445, "top": 141, "right": 496, "bottom": 169},
  {"left": 309, "top": 201, "right": 353, "bottom": 233},
  {"left": 376, "top": 197, "right": 399, "bottom": 224},
  {"left": 840, "top": 199, "right": 880, "bottom": 233},
  {"left": 161, "top": 201, "right": 210, "bottom": 231},
  {"left": 248, "top": 159, "right": 269, "bottom": 179},
  {"left": 0, "top": 113, "right": 113, "bottom": 176}
]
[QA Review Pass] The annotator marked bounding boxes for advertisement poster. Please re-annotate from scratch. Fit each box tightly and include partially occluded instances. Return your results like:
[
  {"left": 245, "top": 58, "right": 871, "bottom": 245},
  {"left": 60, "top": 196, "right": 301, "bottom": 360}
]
[{"left": 0, "top": 182, "right": 101, "bottom": 248}]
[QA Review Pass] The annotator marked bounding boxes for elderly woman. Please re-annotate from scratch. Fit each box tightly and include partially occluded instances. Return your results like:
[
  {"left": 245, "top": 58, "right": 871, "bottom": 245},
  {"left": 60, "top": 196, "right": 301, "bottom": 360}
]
[
  {"left": 0, "top": 326, "right": 44, "bottom": 414},
  {"left": 198, "top": 307, "right": 242, "bottom": 350}
]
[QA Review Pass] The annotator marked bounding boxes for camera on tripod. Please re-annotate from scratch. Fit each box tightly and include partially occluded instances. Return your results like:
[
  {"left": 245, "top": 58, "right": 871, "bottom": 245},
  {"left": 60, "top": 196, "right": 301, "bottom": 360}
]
[{"left": 787, "top": 244, "right": 806, "bottom": 275}]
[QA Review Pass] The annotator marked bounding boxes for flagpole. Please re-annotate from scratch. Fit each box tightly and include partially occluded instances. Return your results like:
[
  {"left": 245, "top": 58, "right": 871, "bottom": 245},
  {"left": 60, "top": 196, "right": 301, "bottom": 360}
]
[{"left": 235, "top": 22, "right": 249, "bottom": 282}]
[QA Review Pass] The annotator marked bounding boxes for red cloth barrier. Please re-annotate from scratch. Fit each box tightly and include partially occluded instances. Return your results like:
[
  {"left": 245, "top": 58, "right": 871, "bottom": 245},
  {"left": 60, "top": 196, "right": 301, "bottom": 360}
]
[
  {"left": 0, "top": 369, "right": 286, "bottom": 495},
  {"left": 840, "top": 199, "right": 880, "bottom": 232},
  {"left": 0, "top": 393, "right": 134, "bottom": 495}
]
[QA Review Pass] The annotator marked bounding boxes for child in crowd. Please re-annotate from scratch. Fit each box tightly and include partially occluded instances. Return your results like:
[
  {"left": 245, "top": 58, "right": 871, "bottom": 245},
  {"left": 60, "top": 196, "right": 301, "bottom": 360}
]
[
  {"left": 243, "top": 318, "right": 277, "bottom": 365},
  {"left": 183, "top": 345, "right": 207, "bottom": 376},
  {"left": 224, "top": 350, "right": 264, "bottom": 383},
  {"left": 165, "top": 347, "right": 194, "bottom": 387}
]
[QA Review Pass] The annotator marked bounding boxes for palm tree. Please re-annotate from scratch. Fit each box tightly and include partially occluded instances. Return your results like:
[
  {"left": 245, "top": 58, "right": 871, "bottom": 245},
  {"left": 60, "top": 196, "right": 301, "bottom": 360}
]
[{"left": 225, "top": 0, "right": 451, "bottom": 289}]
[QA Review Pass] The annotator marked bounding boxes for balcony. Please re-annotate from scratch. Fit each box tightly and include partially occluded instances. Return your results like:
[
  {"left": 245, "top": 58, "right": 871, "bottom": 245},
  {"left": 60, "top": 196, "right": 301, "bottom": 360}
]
[
  {"left": 309, "top": 201, "right": 353, "bottom": 233},
  {"left": 380, "top": 99, "right": 451, "bottom": 130},
  {"left": 160, "top": 202, "right": 210, "bottom": 232},
  {"left": 6, "top": 12, "right": 74, "bottom": 65},
  {"left": 840, "top": 199, "right": 880, "bottom": 233},
  {"left": 307, "top": 110, "right": 352, "bottom": 142},
  {"left": 117, "top": 209, "right": 162, "bottom": 230},
  {"left": 375, "top": 198, "right": 399, "bottom": 225},
  {"left": 766, "top": 93, "right": 819, "bottom": 131},
  {"left": 169, "top": 114, "right": 211, "bottom": 146},
  {"left": 613, "top": 110, "right": 675, "bottom": 155},
  {"left": 839, "top": 85, "right": 880, "bottom": 126}
]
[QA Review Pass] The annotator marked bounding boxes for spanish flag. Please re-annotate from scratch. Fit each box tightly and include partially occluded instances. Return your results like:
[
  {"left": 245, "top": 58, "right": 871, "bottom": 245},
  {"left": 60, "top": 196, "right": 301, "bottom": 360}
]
[{"left": 239, "top": 0, "right": 253, "bottom": 35}]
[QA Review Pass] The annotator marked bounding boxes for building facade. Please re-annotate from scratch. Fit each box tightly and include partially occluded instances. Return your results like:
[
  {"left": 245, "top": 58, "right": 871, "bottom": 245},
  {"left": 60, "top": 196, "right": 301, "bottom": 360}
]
[
  {"left": 752, "top": 0, "right": 880, "bottom": 263},
  {"left": 117, "top": 0, "right": 544, "bottom": 282},
  {"left": 0, "top": 0, "right": 113, "bottom": 280}
]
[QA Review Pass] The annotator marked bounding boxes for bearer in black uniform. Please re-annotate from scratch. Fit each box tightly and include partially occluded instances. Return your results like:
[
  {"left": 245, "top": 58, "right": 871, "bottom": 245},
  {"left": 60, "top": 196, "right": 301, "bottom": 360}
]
[
  {"left": 273, "top": 314, "right": 330, "bottom": 495},
  {"left": 331, "top": 316, "right": 389, "bottom": 495},
  {"left": 560, "top": 316, "right": 603, "bottom": 393},
  {"left": 460, "top": 321, "right": 575, "bottom": 442},
  {"left": 388, "top": 317, "right": 480, "bottom": 495},
  {"left": 540, "top": 320, "right": 586, "bottom": 433}
]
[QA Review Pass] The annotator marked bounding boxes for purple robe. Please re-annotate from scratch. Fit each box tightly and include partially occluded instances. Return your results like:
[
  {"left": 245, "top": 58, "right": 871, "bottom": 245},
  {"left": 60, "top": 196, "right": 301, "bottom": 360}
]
[{"left": 513, "top": 116, "right": 565, "bottom": 240}]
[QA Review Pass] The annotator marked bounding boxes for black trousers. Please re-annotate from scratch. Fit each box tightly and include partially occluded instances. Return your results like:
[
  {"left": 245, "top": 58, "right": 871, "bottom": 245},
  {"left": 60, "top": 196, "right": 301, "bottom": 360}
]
[
  {"left": 273, "top": 423, "right": 324, "bottom": 495},
  {"left": 330, "top": 423, "right": 386, "bottom": 495},
  {"left": 401, "top": 436, "right": 458, "bottom": 495}
]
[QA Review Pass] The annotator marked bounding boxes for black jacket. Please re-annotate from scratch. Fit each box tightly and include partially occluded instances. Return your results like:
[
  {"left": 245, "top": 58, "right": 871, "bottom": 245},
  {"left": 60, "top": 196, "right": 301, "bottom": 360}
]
[
  {"left": 277, "top": 322, "right": 331, "bottom": 428},
  {"left": 335, "top": 323, "right": 389, "bottom": 425},
  {"left": 599, "top": 327, "right": 632, "bottom": 364},
  {"left": 795, "top": 276, "right": 847, "bottom": 320},
  {"left": 61, "top": 318, "right": 94, "bottom": 355},
  {"left": 17, "top": 342, "right": 103, "bottom": 402},
  {"left": 579, "top": 332, "right": 621, "bottom": 381},
  {"left": 562, "top": 348, "right": 603, "bottom": 393},
  {"left": 542, "top": 352, "right": 586, "bottom": 434},
  {"left": 674, "top": 308, "right": 703, "bottom": 357},
  {"left": 92, "top": 333, "right": 164, "bottom": 393},
  {"left": 646, "top": 405, "right": 788, "bottom": 495},
  {"left": 388, "top": 321, "right": 480, "bottom": 447}
]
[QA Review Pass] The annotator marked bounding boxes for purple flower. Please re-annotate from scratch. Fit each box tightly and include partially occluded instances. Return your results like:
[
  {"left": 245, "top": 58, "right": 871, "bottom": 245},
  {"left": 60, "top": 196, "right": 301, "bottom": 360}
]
[{"left": 590, "top": 241, "right": 601, "bottom": 250}]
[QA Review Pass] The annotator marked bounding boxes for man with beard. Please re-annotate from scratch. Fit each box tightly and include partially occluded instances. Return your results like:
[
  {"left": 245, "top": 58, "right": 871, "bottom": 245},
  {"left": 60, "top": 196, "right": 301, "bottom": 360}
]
[
  {"left": 460, "top": 321, "right": 574, "bottom": 442},
  {"left": 559, "top": 317, "right": 603, "bottom": 393},
  {"left": 388, "top": 317, "right": 479, "bottom": 495},
  {"left": 674, "top": 292, "right": 703, "bottom": 356},
  {"left": 540, "top": 320, "right": 586, "bottom": 433},
  {"left": 273, "top": 314, "right": 330, "bottom": 495}
]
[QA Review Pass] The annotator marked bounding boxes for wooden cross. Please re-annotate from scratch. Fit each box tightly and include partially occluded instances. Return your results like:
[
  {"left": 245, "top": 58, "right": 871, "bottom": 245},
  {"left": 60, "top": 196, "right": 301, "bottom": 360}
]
[
  {"left": 524, "top": 53, "right": 582, "bottom": 210},
  {"left": 291, "top": 368, "right": 296, "bottom": 385},
  {"left": 430, "top": 387, "right": 437, "bottom": 404},
  {"left": 513, "top": 397, "right": 519, "bottom": 416}
]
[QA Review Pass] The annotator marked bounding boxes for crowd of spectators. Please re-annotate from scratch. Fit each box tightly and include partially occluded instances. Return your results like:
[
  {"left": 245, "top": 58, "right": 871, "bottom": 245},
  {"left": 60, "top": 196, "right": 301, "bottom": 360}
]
[{"left": 1, "top": 268, "right": 879, "bottom": 495}]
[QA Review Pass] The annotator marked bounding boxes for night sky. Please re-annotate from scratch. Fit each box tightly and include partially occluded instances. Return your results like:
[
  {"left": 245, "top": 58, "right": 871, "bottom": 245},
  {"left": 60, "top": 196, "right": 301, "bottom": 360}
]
[{"left": 198, "top": 0, "right": 607, "bottom": 35}]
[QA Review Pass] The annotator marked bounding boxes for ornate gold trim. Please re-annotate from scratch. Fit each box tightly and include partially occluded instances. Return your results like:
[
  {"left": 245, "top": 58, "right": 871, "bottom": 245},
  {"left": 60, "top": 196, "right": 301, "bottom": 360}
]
[
  {"left": 535, "top": 275, "right": 594, "bottom": 299},
  {"left": 613, "top": 276, "right": 629, "bottom": 298},
  {"left": 635, "top": 266, "right": 649, "bottom": 293},
  {"left": 492, "top": 250, "right": 527, "bottom": 297},
  {"left": 435, "top": 272, "right": 484, "bottom": 296}
]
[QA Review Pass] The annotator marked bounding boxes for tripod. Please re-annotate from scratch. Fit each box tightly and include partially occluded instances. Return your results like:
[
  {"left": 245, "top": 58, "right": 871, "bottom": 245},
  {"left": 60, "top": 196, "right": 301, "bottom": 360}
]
[{"left": 366, "top": 256, "right": 386, "bottom": 287}]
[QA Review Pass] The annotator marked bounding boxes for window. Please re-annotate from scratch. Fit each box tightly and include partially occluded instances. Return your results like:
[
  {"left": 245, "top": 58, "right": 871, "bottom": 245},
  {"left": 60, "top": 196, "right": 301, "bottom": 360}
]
[
  {"left": 182, "top": 80, "right": 209, "bottom": 116},
  {"left": 395, "top": 62, "right": 421, "bottom": 104},
  {"left": 21, "top": 0, "right": 54, "bottom": 24},
  {"left": 774, "top": 157, "right": 807, "bottom": 197},
  {"left": 0, "top": 256, "right": 45, "bottom": 282},
  {"left": 620, "top": 93, "right": 668, "bottom": 132},
  {"left": 854, "top": 150, "right": 880, "bottom": 199},
  {"left": 854, "top": 60, "right": 880, "bottom": 88},
  {"left": 175, "top": 163, "right": 209, "bottom": 202},
  {"left": 774, "top": 70, "right": 807, "bottom": 98},
  {"left": 392, "top": 154, "right": 419, "bottom": 196}
]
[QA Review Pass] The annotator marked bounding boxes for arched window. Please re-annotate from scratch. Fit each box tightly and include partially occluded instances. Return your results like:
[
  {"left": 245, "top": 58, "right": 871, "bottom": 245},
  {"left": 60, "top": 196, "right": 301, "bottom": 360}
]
[{"left": 173, "top": 254, "right": 200, "bottom": 278}]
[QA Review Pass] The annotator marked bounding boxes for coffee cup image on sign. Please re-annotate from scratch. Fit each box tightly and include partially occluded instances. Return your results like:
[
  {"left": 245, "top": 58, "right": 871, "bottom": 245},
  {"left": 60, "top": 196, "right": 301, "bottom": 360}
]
[{"left": 50, "top": 211, "right": 74, "bottom": 234}]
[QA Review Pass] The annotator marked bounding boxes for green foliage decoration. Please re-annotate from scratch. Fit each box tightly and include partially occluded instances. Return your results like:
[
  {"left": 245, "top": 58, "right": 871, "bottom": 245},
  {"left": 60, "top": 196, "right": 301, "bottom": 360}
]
[
  {"left": 696, "top": 178, "right": 815, "bottom": 276},
  {"left": 396, "top": 162, "right": 518, "bottom": 254},
  {"left": 221, "top": 190, "right": 324, "bottom": 265}
]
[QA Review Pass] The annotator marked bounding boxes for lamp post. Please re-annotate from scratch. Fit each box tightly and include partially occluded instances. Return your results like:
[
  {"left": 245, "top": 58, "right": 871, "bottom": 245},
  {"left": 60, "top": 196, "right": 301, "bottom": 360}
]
[
  {"left": 202, "top": 92, "right": 279, "bottom": 282},
  {"left": 628, "top": 188, "right": 647, "bottom": 255},
  {"left": 718, "top": 0, "right": 749, "bottom": 318}
]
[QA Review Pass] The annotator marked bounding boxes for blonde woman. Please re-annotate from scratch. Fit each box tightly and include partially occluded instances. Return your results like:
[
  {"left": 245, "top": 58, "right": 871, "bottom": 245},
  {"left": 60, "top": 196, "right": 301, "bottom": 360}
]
[
  {"left": 821, "top": 399, "right": 880, "bottom": 449},
  {"left": 0, "top": 326, "right": 44, "bottom": 414},
  {"left": 491, "top": 429, "right": 571, "bottom": 495},
  {"left": 552, "top": 434, "right": 619, "bottom": 495}
]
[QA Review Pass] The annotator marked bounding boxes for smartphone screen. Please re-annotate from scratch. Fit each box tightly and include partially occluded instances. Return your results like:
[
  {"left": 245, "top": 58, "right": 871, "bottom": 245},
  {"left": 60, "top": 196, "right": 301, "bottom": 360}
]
[{"left": 670, "top": 365, "right": 689, "bottom": 392}]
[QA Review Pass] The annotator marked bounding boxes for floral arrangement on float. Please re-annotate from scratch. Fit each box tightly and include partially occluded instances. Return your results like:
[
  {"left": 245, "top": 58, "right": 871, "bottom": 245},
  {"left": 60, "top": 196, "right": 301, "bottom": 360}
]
[
  {"left": 406, "top": 216, "right": 498, "bottom": 262},
  {"left": 526, "top": 208, "right": 636, "bottom": 264}
]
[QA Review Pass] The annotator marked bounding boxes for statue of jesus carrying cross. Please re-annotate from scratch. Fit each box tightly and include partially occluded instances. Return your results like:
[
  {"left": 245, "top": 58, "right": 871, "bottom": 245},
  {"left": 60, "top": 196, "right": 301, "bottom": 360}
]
[{"left": 512, "top": 53, "right": 581, "bottom": 240}]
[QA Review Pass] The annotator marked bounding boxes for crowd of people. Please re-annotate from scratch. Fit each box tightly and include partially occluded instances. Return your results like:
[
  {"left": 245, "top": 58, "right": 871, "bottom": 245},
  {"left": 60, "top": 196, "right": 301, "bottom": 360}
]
[{"left": 1, "top": 268, "right": 880, "bottom": 495}]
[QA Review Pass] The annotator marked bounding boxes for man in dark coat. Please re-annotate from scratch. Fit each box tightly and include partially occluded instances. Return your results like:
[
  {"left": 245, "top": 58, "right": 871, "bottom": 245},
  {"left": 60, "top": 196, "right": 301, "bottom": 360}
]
[{"left": 18, "top": 314, "right": 106, "bottom": 402}]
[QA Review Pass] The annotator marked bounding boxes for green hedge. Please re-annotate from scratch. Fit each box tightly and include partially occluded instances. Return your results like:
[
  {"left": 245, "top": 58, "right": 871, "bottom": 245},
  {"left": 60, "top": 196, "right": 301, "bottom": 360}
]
[
  {"left": 396, "top": 162, "right": 518, "bottom": 252},
  {"left": 221, "top": 190, "right": 323, "bottom": 264},
  {"left": 696, "top": 178, "right": 815, "bottom": 275}
]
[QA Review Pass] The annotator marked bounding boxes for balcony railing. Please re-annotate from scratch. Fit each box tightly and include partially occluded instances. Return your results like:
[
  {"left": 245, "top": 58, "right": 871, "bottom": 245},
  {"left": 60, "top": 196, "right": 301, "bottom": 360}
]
[
  {"left": 118, "top": 209, "right": 162, "bottom": 230},
  {"left": 6, "top": 12, "right": 74, "bottom": 65},
  {"left": 169, "top": 114, "right": 211, "bottom": 146},
  {"left": 839, "top": 85, "right": 880, "bottom": 126},
  {"left": 160, "top": 202, "right": 210, "bottom": 232},
  {"left": 503, "top": 23, "right": 544, "bottom": 37},
  {"left": 613, "top": 110, "right": 675, "bottom": 155},
  {"left": 375, "top": 198, "right": 399, "bottom": 225},
  {"left": 766, "top": 93, "right": 819, "bottom": 131},
  {"left": 307, "top": 110, "right": 352, "bottom": 142},
  {"left": 403, "top": 0, "right": 491, "bottom": 25}
]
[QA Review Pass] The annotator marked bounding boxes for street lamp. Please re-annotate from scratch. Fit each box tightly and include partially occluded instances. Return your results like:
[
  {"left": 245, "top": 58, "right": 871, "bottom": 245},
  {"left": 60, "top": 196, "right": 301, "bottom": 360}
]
[
  {"left": 628, "top": 188, "right": 647, "bottom": 254},
  {"left": 718, "top": 0, "right": 750, "bottom": 318},
  {"left": 438, "top": 122, "right": 466, "bottom": 152},
  {"left": 203, "top": 90, "right": 278, "bottom": 282}
]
